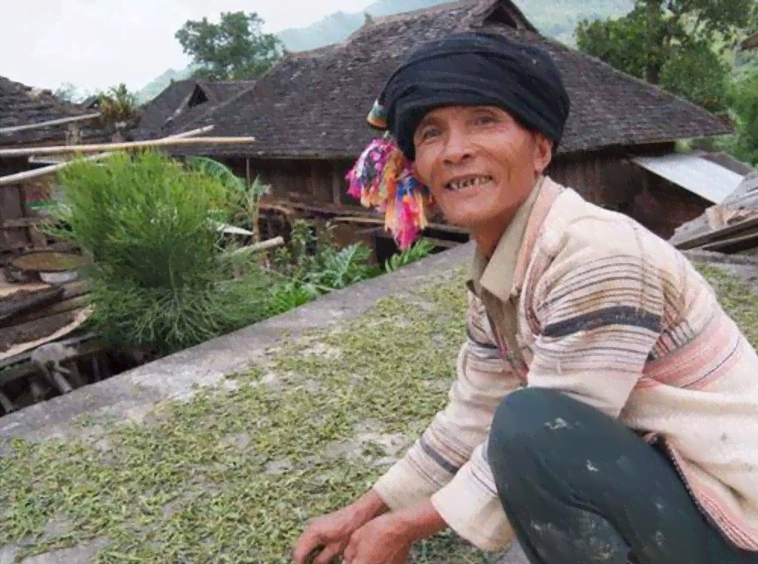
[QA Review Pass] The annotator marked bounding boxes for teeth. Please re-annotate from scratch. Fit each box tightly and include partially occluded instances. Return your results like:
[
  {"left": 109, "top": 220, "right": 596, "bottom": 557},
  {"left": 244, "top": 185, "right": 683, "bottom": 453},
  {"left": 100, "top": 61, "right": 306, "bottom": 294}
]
[{"left": 447, "top": 176, "right": 491, "bottom": 190}]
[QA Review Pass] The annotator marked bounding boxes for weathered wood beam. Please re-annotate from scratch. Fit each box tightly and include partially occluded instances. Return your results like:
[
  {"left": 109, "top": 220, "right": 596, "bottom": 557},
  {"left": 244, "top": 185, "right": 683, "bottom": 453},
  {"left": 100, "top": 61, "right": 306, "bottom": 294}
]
[
  {"left": 674, "top": 215, "right": 758, "bottom": 250},
  {"left": 0, "top": 133, "right": 252, "bottom": 158},
  {"left": 0, "top": 113, "right": 101, "bottom": 136},
  {"left": 0, "top": 125, "right": 215, "bottom": 187}
]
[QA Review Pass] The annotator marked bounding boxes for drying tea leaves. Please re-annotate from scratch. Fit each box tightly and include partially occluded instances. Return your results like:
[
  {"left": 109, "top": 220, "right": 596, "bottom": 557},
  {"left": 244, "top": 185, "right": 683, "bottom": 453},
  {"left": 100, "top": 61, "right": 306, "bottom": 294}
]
[
  {"left": 0, "top": 267, "right": 493, "bottom": 563},
  {"left": 2, "top": 263, "right": 754, "bottom": 563}
]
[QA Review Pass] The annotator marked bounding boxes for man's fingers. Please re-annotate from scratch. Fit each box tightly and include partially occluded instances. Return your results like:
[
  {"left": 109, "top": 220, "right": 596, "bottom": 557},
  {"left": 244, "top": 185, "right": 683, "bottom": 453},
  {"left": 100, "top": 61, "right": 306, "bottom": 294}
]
[
  {"left": 342, "top": 534, "right": 358, "bottom": 564},
  {"left": 292, "top": 531, "right": 325, "bottom": 564},
  {"left": 313, "top": 542, "right": 343, "bottom": 564}
]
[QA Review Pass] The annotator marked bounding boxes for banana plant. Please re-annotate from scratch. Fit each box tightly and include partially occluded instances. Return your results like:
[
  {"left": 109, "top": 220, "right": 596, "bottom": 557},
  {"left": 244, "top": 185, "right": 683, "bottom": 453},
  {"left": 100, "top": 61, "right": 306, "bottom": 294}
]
[{"left": 185, "top": 157, "right": 271, "bottom": 242}]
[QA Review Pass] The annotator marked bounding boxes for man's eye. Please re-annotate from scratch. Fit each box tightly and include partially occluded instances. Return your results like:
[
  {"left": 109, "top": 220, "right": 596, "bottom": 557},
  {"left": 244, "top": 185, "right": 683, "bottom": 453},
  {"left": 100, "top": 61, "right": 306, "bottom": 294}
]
[
  {"left": 473, "top": 114, "right": 496, "bottom": 125},
  {"left": 419, "top": 127, "right": 440, "bottom": 141}
]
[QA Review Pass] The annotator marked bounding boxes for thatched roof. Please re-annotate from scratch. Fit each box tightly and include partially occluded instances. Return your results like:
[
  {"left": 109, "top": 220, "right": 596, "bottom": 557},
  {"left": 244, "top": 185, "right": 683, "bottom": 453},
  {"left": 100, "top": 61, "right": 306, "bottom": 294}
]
[
  {"left": 0, "top": 76, "right": 96, "bottom": 147},
  {"left": 134, "top": 79, "right": 254, "bottom": 139},
  {"left": 170, "top": 0, "right": 732, "bottom": 159}
]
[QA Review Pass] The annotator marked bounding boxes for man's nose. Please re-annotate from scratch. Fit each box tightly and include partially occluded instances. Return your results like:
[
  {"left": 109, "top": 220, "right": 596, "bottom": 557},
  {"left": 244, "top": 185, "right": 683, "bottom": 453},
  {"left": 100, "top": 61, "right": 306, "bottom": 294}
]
[{"left": 441, "top": 129, "right": 473, "bottom": 165}]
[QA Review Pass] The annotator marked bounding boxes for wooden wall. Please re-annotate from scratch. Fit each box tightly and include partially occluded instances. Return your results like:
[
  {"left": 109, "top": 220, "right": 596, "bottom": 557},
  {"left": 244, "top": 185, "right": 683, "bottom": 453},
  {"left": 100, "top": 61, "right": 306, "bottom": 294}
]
[
  {"left": 219, "top": 144, "right": 708, "bottom": 241},
  {"left": 224, "top": 157, "right": 356, "bottom": 207},
  {"left": 548, "top": 152, "right": 647, "bottom": 213},
  {"left": 0, "top": 157, "right": 34, "bottom": 253}
]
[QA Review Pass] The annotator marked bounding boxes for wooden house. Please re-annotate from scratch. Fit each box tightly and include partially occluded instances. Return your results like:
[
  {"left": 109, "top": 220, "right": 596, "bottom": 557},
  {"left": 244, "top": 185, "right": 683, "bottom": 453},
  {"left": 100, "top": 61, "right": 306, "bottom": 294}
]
[{"left": 154, "top": 0, "right": 733, "bottom": 241}]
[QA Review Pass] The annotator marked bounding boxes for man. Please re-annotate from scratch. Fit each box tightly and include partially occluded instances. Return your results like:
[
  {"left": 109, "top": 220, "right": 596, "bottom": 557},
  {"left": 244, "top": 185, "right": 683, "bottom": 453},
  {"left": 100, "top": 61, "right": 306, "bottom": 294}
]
[{"left": 293, "top": 31, "right": 758, "bottom": 564}]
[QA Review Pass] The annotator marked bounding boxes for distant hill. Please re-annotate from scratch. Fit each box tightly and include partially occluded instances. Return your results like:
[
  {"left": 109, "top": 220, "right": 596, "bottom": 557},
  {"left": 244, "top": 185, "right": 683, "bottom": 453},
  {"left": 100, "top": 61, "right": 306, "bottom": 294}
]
[{"left": 136, "top": 0, "right": 633, "bottom": 104}]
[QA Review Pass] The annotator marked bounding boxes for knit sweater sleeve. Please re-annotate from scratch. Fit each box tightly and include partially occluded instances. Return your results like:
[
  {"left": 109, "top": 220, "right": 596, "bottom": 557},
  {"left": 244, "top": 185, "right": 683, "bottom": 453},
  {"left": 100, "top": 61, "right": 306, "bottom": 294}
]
[
  {"left": 526, "top": 245, "right": 664, "bottom": 417},
  {"left": 371, "top": 291, "right": 521, "bottom": 526}
]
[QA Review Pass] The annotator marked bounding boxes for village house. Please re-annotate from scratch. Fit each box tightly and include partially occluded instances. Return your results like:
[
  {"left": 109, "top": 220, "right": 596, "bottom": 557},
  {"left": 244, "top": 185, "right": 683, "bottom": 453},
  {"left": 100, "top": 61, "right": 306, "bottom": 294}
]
[
  {"left": 133, "top": 79, "right": 255, "bottom": 141},
  {"left": 0, "top": 76, "right": 114, "bottom": 253},
  {"left": 147, "top": 0, "right": 734, "bottom": 242}
]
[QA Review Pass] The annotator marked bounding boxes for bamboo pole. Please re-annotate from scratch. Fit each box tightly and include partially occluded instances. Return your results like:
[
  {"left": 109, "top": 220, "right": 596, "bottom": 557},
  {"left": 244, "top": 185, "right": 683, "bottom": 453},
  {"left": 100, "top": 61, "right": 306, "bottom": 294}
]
[
  {"left": 0, "top": 152, "right": 113, "bottom": 187},
  {"left": 223, "top": 236, "right": 285, "bottom": 258},
  {"left": 0, "top": 134, "right": 253, "bottom": 158},
  {"left": 0, "top": 113, "right": 101, "bottom": 135},
  {"left": 0, "top": 125, "right": 216, "bottom": 187}
]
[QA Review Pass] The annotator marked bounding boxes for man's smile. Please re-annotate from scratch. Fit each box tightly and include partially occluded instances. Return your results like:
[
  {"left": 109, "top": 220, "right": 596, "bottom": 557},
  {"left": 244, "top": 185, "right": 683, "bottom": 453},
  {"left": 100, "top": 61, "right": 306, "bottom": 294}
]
[{"left": 443, "top": 174, "right": 494, "bottom": 191}]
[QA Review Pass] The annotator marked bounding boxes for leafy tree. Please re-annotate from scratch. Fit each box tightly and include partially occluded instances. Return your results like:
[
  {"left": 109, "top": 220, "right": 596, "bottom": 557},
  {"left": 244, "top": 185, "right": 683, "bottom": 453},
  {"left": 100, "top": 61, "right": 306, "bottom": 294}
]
[
  {"left": 175, "top": 11, "right": 282, "bottom": 81},
  {"left": 659, "top": 43, "right": 730, "bottom": 111},
  {"left": 728, "top": 68, "right": 758, "bottom": 164},
  {"left": 96, "top": 83, "right": 138, "bottom": 124},
  {"left": 576, "top": 0, "right": 753, "bottom": 111}
]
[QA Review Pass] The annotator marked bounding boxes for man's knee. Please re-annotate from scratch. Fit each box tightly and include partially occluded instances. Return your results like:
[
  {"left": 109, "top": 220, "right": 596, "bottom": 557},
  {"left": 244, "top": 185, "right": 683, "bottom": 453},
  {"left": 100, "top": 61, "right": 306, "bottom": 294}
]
[
  {"left": 488, "top": 387, "right": 572, "bottom": 452},
  {"left": 486, "top": 388, "right": 568, "bottom": 487}
]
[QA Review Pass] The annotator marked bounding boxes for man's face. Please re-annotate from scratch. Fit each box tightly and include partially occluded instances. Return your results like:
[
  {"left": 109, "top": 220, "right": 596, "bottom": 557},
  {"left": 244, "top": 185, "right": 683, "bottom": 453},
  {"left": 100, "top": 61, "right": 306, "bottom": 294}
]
[{"left": 412, "top": 105, "right": 552, "bottom": 232}]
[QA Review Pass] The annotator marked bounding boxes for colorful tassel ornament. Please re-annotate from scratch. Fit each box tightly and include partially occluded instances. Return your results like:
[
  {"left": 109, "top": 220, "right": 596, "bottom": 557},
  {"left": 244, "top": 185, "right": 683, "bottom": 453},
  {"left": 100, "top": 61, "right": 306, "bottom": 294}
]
[{"left": 345, "top": 136, "right": 432, "bottom": 251}]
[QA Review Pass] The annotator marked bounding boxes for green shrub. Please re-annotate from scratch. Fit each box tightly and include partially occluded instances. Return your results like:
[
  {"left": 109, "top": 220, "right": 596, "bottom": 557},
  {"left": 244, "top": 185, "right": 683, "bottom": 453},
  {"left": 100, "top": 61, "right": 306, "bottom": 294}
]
[
  {"left": 272, "top": 221, "right": 380, "bottom": 297},
  {"left": 46, "top": 152, "right": 443, "bottom": 355},
  {"left": 384, "top": 238, "right": 436, "bottom": 273},
  {"left": 728, "top": 67, "right": 758, "bottom": 166},
  {"left": 271, "top": 221, "right": 438, "bottom": 296},
  {"left": 47, "top": 151, "right": 269, "bottom": 355}
]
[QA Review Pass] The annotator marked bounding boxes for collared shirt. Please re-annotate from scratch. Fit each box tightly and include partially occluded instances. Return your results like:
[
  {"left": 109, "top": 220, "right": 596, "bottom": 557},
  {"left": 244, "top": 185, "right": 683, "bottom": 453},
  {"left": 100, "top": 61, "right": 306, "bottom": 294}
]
[
  {"left": 468, "top": 176, "right": 545, "bottom": 370},
  {"left": 372, "top": 176, "right": 758, "bottom": 552}
]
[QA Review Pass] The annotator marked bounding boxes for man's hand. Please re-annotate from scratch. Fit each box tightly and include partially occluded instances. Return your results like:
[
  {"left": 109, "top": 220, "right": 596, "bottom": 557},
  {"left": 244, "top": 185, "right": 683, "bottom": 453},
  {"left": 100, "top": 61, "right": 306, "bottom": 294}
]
[
  {"left": 292, "top": 491, "right": 388, "bottom": 564},
  {"left": 343, "top": 499, "right": 448, "bottom": 564},
  {"left": 343, "top": 513, "right": 414, "bottom": 564}
]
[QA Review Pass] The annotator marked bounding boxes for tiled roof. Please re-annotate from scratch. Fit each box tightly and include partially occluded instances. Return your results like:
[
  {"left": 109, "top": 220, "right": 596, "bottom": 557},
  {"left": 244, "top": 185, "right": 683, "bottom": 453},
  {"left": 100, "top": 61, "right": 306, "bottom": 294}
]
[
  {"left": 134, "top": 80, "right": 255, "bottom": 139},
  {"left": 0, "top": 76, "right": 96, "bottom": 147}
]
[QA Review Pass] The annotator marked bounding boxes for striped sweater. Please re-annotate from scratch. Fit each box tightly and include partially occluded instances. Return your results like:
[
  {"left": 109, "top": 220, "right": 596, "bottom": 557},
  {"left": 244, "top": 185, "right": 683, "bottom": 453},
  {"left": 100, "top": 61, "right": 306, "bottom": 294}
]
[{"left": 372, "top": 177, "right": 758, "bottom": 552}]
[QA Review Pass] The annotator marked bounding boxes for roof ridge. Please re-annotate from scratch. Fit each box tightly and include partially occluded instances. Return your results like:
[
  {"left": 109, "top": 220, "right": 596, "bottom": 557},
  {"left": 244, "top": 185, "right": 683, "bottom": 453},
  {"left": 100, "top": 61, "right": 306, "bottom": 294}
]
[
  {"left": 341, "top": 0, "right": 480, "bottom": 46},
  {"left": 370, "top": 0, "right": 477, "bottom": 24},
  {"left": 174, "top": 81, "right": 261, "bottom": 135},
  {"left": 0, "top": 75, "right": 87, "bottom": 117}
]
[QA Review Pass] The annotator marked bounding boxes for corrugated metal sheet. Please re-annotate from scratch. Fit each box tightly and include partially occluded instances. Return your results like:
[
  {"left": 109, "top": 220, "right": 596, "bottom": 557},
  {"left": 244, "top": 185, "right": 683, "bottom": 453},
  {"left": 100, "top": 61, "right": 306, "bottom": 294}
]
[{"left": 631, "top": 154, "right": 745, "bottom": 205}]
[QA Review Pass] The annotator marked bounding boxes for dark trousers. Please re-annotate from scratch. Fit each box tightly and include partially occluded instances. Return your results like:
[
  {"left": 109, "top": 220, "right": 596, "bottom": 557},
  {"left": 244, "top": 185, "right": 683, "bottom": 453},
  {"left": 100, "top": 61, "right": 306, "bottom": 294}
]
[{"left": 487, "top": 388, "right": 758, "bottom": 564}]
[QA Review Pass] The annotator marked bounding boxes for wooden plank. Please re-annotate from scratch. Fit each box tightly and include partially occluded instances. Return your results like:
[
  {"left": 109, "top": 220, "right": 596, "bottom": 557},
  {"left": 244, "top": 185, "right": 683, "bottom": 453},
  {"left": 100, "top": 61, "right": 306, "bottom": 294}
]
[
  {"left": 0, "top": 332, "right": 106, "bottom": 388},
  {"left": 0, "top": 286, "right": 64, "bottom": 324},
  {"left": 0, "top": 242, "right": 75, "bottom": 259},
  {"left": 0, "top": 184, "right": 27, "bottom": 248},
  {"left": 5, "top": 295, "right": 87, "bottom": 328},
  {"left": 674, "top": 215, "right": 758, "bottom": 250},
  {"left": 699, "top": 230, "right": 758, "bottom": 254}
]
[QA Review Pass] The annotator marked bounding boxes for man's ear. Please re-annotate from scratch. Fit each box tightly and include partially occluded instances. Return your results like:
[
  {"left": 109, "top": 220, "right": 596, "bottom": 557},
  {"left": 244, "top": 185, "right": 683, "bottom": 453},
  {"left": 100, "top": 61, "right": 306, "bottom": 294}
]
[{"left": 533, "top": 133, "right": 554, "bottom": 175}]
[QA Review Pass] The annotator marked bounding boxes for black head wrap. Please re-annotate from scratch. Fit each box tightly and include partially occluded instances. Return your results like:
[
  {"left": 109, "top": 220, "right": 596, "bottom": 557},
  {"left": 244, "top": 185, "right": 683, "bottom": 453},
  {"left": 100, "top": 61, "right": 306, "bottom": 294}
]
[{"left": 373, "top": 31, "right": 571, "bottom": 161}]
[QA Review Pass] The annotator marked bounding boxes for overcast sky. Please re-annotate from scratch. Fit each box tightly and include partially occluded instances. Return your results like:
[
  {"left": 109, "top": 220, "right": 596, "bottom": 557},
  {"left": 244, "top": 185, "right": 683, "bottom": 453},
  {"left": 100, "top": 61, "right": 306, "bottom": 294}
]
[{"left": 0, "top": 0, "right": 374, "bottom": 95}]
